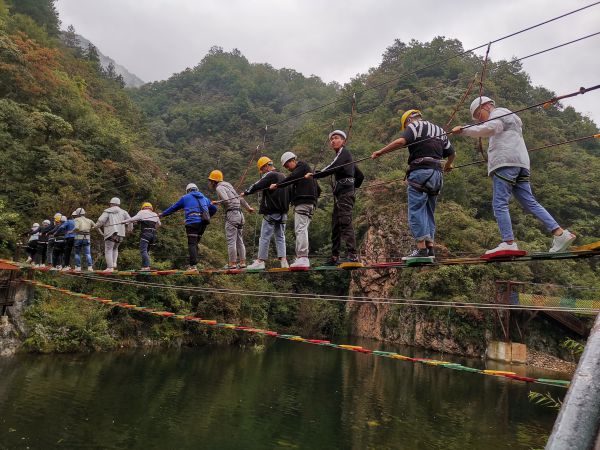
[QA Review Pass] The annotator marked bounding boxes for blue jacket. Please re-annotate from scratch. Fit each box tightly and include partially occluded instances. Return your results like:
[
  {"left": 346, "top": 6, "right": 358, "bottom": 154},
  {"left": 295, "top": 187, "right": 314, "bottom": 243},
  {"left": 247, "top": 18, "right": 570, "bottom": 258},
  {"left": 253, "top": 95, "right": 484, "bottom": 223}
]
[
  {"left": 55, "top": 219, "right": 76, "bottom": 239},
  {"left": 162, "top": 191, "right": 217, "bottom": 225}
]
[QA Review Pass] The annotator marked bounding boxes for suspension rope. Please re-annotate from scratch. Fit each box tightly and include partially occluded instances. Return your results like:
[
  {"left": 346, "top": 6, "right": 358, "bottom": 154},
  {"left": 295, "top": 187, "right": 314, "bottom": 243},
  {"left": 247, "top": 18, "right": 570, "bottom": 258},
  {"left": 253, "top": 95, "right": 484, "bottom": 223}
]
[{"left": 21, "top": 278, "right": 573, "bottom": 389}]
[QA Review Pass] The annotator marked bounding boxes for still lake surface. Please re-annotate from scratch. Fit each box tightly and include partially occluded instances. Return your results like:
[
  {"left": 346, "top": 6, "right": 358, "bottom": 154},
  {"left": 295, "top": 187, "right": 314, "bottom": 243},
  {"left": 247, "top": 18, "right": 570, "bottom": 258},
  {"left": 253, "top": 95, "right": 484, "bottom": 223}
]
[{"left": 0, "top": 338, "right": 565, "bottom": 449}]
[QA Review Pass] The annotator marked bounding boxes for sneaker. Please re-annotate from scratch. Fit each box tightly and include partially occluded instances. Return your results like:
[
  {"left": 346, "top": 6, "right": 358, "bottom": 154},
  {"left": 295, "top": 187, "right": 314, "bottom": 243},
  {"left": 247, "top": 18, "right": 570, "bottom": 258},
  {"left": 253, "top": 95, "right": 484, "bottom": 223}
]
[
  {"left": 238, "top": 263, "right": 247, "bottom": 269},
  {"left": 247, "top": 260, "right": 265, "bottom": 270},
  {"left": 280, "top": 259, "right": 289, "bottom": 269},
  {"left": 324, "top": 256, "right": 339, "bottom": 266},
  {"left": 55, "top": 265, "right": 63, "bottom": 271},
  {"left": 61, "top": 266, "right": 71, "bottom": 271},
  {"left": 485, "top": 242, "right": 519, "bottom": 255},
  {"left": 346, "top": 254, "right": 360, "bottom": 263},
  {"left": 290, "top": 257, "right": 310, "bottom": 268},
  {"left": 87, "top": 267, "right": 94, "bottom": 272},
  {"left": 185, "top": 265, "right": 198, "bottom": 272},
  {"left": 427, "top": 247, "right": 435, "bottom": 257},
  {"left": 25, "top": 257, "right": 32, "bottom": 264},
  {"left": 140, "top": 267, "right": 151, "bottom": 271},
  {"left": 103, "top": 268, "right": 114, "bottom": 273},
  {"left": 402, "top": 248, "right": 429, "bottom": 261},
  {"left": 549, "top": 230, "right": 577, "bottom": 253},
  {"left": 74, "top": 266, "right": 81, "bottom": 272},
  {"left": 222, "top": 264, "right": 237, "bottom": 270}
]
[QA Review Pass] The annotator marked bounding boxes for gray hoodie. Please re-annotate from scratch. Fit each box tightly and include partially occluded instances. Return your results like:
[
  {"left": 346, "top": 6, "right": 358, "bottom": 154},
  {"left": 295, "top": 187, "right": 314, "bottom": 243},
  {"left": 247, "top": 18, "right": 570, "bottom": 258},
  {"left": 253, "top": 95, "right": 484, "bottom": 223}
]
[
  {"left": 95, "top": 206, "right": 133, "bottom": 240},
  {"left": 461, "top": 107, "right": 530, "bottom": 174}
]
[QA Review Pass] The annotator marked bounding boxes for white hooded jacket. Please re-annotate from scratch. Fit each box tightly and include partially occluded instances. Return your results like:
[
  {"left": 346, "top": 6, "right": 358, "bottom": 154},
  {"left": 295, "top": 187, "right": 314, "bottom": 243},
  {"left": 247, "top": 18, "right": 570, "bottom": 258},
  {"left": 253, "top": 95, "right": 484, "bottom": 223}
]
[
  {"left": 95, "top": 206, "right": 133, "bottom": 240},
  {"left": 461, "top": 107, "right": 530, "bottom": 175}
]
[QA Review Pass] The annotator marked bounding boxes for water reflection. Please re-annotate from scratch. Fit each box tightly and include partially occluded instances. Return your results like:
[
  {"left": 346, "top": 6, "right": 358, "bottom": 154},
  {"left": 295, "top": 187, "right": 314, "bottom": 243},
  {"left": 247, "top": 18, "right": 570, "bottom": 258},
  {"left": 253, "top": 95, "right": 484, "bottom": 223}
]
[{"left": 0, "top": 339, "right": 562, "bottom": 449}]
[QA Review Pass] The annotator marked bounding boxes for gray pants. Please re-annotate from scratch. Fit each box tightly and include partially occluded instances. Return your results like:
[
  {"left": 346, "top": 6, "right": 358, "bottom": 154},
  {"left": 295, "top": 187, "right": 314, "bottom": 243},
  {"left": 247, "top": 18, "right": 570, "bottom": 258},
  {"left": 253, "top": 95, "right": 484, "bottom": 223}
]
[
  {"left": 104, "top": 237, "right": 122, "bottom": 269},
  {"left": 258, "top": 213, "right": 287, "bottom": 260},
  {"left": 294, "top": 204, "right": 314, "bottom": 257},
  {"left": 225, "top": 210, "right": 246, "bottom": 262}
]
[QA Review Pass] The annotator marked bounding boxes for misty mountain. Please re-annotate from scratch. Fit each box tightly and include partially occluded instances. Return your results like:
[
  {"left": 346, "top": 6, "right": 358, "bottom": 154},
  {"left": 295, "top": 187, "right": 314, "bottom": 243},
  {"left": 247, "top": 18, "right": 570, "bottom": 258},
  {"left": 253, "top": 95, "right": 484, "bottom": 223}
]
[{"left": 71, "top": 33, "right": 145, "bottom": 88}]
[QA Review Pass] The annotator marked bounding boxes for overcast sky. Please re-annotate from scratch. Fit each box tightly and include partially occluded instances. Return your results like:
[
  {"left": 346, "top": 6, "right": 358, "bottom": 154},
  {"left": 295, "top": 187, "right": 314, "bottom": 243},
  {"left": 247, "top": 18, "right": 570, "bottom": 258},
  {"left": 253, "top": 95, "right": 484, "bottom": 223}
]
[{"left": 55, "top": 0, "right": 600, "bottom": 125}]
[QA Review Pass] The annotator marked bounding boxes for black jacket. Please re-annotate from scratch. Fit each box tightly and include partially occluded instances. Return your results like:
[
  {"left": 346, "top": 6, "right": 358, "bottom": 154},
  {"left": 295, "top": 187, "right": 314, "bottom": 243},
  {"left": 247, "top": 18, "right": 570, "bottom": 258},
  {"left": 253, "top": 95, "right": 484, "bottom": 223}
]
[
  {"left": 278, "top": 161, "right": 320, "bottom": 206},
  {"left": 244, "top": 171, "right": 290, "bottom": 215},
  {"left": 38, "top": 224, "right": 55, "bottom": 243},
  {"left": 313, "top": 147, "right": 359, "bottom": 195}
]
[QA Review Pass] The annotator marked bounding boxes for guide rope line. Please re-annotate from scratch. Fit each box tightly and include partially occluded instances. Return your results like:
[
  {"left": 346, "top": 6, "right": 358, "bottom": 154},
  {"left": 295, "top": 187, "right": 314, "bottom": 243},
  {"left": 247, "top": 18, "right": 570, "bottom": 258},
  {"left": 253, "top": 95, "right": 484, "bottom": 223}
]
[
  {"left": 49, "top": 271, "right": 600, "bottom": 314},
  {"left": 21, "top": 279, "right": 572, "bottom": 389},
  {"left": 264, "top": 3, "right": 600, "bottom": 129},
  {"left": 444, "top": 74, "right": 479, "bottom": 130},
  {"left": 476, "top": 42, "right": 492, "bottom": 162},
  {"left": 235, "top": 125, "right": 268, "bottom": 191}
]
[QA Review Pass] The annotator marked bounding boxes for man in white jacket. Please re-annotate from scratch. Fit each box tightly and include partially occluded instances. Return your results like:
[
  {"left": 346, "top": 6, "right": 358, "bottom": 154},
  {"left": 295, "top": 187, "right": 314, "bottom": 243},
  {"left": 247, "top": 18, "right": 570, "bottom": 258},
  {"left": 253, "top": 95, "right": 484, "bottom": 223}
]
[
  {"left": 122, "top": 202, "right": 161, "bottom": 271},
  {"left": 452, "top": 96, "right": 576, "bottom": 256},
  {"left": 94, "top": 197, "right": 132, "bottom": 272}
]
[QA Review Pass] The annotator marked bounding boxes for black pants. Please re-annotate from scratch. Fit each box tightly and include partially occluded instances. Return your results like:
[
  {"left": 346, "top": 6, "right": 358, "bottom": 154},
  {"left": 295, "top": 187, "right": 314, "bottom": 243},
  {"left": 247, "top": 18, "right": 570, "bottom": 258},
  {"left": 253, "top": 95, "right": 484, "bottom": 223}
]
[
  {"left": 63, "top": 237, "right": 75, "bottom": 267},
  {"left": 185, "top": 222, "right": 208, "bottom": 265},
  {"left": 52, "top": 240, "right": 65, "bottom": 266},
  {"left": 36, "top": 242, "right": 48, "bottom": 264},
  {"left": 331, "top": 190, "right": 357, "bottom": 256},
  {"left": 26, "top": 241, "right": 38, "bottom": 259}
]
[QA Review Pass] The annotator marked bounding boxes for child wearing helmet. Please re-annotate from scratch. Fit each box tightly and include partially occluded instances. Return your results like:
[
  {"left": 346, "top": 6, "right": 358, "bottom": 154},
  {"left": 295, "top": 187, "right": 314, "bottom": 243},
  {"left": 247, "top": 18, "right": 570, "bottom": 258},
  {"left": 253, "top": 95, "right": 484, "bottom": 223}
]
[{"left": 452, "top": 97, "right": 576, "bottom": 256}]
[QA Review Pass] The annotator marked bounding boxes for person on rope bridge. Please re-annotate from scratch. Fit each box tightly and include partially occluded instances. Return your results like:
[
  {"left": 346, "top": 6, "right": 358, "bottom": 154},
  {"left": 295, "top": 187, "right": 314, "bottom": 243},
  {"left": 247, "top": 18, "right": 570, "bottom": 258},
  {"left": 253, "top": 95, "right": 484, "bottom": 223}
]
[
  {"left": 23, "top": 222, "right": 40, "bottom": 264},
  {"left": 72, "top": 208, "right": 95, "bottom": 272},
  {"left": 371, "top": 110, "right": 455, "bottom": 263},
  {"left": 160, "top": 183, "right": 217, "bottom": 272},
  {"left": 35, "top": 219, "right": 53, "bottom": 267},
  {"left": 50, "top": 215, "right": 69, "bottom": 270},
  {"left": 269, "top": 152, "right": 320, "bottom": 269},
  {"left": 45, "top": 213, "right": 62, "bottom": 267},
  {"left": 94, "top": 197, "right": 133, "bottom": 273},
  {"left": 241, "top": 156, "right": 290, "bottom": 270},
  {"left": 452, "top": 96, "right": 577, "bottom": 257},
  {"left": 56, "top": 213, "right": 77, "bottom": 271},
  {"left": 208, "top": 170, "right": 254, "bottom": 269},
  {"left": 305, "top": 130, "right": 363, "bottom": 266},
  {"left": 122, "top": 202, "right": 161, "bottom": 271}
]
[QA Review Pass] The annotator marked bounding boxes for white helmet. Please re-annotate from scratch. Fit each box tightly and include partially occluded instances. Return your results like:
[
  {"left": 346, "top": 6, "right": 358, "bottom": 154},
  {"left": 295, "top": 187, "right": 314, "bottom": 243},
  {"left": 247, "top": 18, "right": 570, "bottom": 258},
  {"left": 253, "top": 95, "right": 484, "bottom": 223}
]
[
  {"left": 42, "top": 219, "right": 51, "bottom": 226},
  {"left": 72, "top": 207, "right": 86, "bottom": 217},
  {"left": 32, "top": 223, "right": 40, "bottom": 228},
  {"left": 281, "top": 151, "right": 297, "bottom": 166},
  {"left": 60, "top": 215, "right": 67, "bottom": 222},
  {"left": 186, "top": 183, "right": 198, "bottom": 193},
  {"left": 110, "top": 197, "right": 121, "bottom": 205},
  {"left": 470, "top": 96, "right": 495, "bottom": 120}
]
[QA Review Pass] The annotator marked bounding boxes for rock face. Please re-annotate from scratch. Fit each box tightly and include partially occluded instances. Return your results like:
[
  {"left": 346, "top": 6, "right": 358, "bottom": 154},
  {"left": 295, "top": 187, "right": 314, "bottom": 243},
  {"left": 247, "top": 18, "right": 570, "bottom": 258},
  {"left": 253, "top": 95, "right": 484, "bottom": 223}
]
[
  {"left": 0, "top": 281, "right": 31, "bottom": 357},
  {"left": 347, "top": 190, "right": 487, "bottom": 357}
]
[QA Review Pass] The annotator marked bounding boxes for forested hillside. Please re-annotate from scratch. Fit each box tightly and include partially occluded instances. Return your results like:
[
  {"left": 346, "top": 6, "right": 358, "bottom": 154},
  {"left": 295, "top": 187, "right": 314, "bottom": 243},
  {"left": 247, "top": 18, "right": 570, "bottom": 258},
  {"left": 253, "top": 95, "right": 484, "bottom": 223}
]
[{"left": 1, "top": 0, "right": 599, "bottom": 353}]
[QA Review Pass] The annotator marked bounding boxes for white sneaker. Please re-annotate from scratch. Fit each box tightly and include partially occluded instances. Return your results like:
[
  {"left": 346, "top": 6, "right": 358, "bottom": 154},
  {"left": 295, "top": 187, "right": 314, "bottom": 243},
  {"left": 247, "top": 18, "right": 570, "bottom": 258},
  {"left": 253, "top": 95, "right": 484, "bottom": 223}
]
[
  {"left": 485, "top": 242, "right": 519, "bottom": 255},
  {"left": 61, "top": 266, "right": 71, "bottom": 271},
  {"left": 290, "top": 257, "right": 310, "bottom": 268},
  {"left": 280, "top": 259, "right": 289, "bottom": 269},
  {"left": 247, "top": 260, "right": 265, "bottom": 270},
  {"left": 87, "top": 267, "right": 94, "bottom": 272},
  {"left": 103, "top": 268, "right": 114, "bottom": 273},
  {"left": 549, "top": 230, "right": 576, "bottom": 253},
  {"left": 55, "top": 265, "right": 63, "bottom": 271},
  {"left": 25, "top": 257, "right": 32, "bottom": 264},
  {"left": 74, "top": 267, "right": 81, "bottom": 272}
]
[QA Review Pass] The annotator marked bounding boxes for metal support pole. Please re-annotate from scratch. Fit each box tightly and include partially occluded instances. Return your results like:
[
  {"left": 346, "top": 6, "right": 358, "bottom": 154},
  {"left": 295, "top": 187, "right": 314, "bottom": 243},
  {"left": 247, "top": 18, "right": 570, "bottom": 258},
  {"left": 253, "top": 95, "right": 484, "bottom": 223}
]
[{"left": 546, "top": 312, "right": 600, "bottom": 449}]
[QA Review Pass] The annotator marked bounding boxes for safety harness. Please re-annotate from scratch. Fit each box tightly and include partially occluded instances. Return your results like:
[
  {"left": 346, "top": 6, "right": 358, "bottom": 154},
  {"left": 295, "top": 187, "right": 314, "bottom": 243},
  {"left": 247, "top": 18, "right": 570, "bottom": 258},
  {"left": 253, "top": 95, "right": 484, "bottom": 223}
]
[{"left": 405, "top": 157, "right": 444, "bottom": 196}]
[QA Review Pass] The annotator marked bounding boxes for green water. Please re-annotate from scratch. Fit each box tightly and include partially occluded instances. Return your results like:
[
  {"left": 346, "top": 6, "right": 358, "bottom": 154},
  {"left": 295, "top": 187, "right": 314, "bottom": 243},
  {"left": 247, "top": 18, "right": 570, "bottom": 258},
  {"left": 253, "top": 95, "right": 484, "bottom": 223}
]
[{"left": 0, "top": 340, "right": 563, "bottom": 449}]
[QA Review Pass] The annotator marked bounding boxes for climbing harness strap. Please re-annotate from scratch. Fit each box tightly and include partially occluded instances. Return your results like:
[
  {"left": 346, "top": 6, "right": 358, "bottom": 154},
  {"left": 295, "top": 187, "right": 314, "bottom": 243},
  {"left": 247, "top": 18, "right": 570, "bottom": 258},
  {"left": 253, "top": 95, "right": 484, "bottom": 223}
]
[{"left": 492, "top": 171, "right": 530, "bottom": 185}]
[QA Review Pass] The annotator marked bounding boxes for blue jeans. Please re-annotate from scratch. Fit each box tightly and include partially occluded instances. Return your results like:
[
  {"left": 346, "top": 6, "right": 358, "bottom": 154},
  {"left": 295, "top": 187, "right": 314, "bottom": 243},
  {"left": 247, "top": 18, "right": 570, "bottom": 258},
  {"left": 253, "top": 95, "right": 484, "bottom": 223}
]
[
  {"left": 407, "top": 169, "right": 443, "bottom": 242},
  {"left": 492, "top": 167, "right": 560, "bottom": 242},
  {"left": 74, "top": 239, "right": 92, "bottom": 268},
  {"left": 140, "top": 230, "right": 156, "bottom": 268},
  {"left": 258, "top": 213, "right": 287, "bottom": 260}
]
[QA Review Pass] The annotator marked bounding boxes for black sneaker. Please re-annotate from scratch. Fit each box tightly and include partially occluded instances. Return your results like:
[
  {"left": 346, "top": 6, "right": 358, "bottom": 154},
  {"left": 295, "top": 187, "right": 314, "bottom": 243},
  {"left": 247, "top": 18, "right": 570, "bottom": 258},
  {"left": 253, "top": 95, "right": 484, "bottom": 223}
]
[
  {"left": 345, "top": 254, "right": 360, "bottom": 263},
  {"left": 324, "top": 256, "right": 339, "bottom": 266},
  {"left": 402, "top": 248, "right": 429, "bottom": 261},
  {"left": 427, "top": 247, "right": 435, "bottom": 257}
]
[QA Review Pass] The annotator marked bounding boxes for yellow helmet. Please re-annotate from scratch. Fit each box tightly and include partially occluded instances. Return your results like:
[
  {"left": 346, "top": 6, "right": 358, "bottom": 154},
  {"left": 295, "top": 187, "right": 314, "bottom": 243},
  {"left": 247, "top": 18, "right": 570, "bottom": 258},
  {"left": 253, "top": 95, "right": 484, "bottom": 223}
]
[
  {"left": 400, "top": 109, "right": 422, "bottom": 130},
  {"left": 53, "top": 213, "right": 62, "bottom": 223},
  {"left": 208, "top": 170, "right": 223, "bottom": 182},
  {"left": 256, "top": 156, "right": 273, "bottom": 171},
  {"left": 141, "top": 202, "right": 153, "bottom": 210}
]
